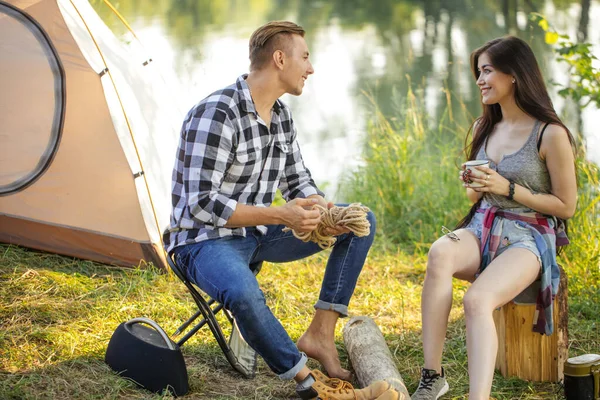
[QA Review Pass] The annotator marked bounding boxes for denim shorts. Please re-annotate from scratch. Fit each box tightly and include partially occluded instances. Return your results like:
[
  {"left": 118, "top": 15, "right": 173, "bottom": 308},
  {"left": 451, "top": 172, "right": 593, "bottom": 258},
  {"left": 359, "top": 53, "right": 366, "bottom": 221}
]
[{"left": 465, "top": 207, "right": 542, "bottom": 267}]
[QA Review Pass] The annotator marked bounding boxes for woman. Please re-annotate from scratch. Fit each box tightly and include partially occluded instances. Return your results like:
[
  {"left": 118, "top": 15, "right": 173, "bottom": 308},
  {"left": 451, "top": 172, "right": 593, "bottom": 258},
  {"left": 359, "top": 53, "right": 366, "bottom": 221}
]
[{"left": 411, "top": 36, "right": 577, "bottom": 400}]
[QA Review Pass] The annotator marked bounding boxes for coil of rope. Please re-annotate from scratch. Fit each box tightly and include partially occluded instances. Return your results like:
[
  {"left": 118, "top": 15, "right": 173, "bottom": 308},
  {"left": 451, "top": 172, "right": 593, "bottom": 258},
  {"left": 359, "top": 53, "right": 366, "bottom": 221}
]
[{"left": 283, "top": 203, "right": 371, "bottom": 249}]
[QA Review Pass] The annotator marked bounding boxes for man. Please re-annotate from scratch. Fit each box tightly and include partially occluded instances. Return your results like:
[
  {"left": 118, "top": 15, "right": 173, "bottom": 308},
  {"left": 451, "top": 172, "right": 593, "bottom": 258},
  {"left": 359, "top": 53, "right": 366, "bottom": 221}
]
[{"left": 164, "top": 21, "right": 391, "bottom": 399}]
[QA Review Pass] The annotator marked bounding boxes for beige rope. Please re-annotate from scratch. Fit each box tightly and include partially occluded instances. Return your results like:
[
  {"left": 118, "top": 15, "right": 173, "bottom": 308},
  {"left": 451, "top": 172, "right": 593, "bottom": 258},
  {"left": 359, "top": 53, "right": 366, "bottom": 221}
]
[{"left": 283, "top": 203, "right": 371, "bottom": 249}]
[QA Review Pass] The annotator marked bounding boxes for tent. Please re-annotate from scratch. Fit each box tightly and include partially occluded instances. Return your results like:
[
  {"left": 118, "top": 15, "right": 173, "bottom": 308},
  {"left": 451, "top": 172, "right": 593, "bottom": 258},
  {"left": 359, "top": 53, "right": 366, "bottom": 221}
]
[{"left": 0, "top": 0, "right": 182, "bottom": 268}]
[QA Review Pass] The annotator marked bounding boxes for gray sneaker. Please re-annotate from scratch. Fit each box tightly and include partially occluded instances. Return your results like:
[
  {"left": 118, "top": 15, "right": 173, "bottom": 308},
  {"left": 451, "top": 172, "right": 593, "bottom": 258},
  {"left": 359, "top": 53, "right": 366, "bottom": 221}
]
[{"left": 411, "top": 367, "right": 449, "bottom": 400}]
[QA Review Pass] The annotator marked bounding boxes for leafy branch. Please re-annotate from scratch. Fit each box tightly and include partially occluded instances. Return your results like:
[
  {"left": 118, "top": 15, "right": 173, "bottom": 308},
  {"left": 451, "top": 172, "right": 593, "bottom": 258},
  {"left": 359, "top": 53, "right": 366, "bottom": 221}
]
[{"left": 531, "top": 13, "right": 600, "bottom": 109}]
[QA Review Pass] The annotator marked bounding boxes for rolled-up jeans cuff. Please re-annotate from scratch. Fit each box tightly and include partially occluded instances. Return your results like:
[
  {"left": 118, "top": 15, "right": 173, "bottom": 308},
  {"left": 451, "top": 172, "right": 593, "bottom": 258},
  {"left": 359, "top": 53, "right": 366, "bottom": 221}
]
[
  {"left": 314, "top": 300, "right": 349, "bottom": 317},
  {"left": 278, "top": 352, "right": 308, "bottom": 380}
]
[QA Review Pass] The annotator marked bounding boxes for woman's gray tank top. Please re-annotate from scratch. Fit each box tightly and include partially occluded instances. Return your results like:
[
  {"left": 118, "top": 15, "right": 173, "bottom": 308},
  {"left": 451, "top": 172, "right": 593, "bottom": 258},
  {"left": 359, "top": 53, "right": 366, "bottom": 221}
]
[{"left": 475, "top": 120, "right": 551, "bottom": 209}]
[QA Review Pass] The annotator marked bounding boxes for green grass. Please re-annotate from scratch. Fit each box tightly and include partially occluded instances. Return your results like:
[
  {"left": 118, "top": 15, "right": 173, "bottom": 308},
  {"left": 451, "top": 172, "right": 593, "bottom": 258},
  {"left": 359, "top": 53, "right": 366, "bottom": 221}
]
[
  {"left": 339, "top": 87, "right": 474, "bottom": 253},
  {"left": 1, "top": 242, "right": 598, "bottom": 399}
]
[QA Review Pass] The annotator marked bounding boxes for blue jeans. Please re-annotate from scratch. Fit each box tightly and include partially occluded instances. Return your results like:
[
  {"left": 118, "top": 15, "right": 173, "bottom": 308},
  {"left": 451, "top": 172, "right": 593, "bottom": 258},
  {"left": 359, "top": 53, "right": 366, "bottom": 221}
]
[{"left": 172, "top": 210, "right": 376, "bottom": 379}]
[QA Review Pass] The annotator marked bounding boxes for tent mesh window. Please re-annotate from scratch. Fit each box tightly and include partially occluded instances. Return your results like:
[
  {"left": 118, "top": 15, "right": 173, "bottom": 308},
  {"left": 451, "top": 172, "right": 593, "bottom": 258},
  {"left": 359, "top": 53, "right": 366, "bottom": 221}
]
[{"left": 0, "top": 1, "right": 65, "bottom": 195}]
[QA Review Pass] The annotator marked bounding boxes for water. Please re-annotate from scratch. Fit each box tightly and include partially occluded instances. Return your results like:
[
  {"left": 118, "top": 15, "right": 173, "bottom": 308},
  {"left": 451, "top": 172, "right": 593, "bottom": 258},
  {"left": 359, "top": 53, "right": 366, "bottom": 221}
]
[{"left": 93, "top": 0, "right": 600, "bottom": 201}]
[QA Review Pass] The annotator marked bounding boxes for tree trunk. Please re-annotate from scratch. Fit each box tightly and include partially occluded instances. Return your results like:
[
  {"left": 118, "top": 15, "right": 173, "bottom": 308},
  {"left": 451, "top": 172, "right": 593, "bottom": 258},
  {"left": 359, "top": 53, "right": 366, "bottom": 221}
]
[{"left": 343, "top": 316, "right": 410, "bottom": 399}]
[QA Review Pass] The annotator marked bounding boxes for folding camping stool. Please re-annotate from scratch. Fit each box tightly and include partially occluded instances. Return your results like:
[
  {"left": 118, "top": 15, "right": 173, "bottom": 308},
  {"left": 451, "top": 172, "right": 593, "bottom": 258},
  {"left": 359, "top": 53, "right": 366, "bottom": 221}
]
[{"left": 166, "top": 254, "right": 261, "bottom": 378}]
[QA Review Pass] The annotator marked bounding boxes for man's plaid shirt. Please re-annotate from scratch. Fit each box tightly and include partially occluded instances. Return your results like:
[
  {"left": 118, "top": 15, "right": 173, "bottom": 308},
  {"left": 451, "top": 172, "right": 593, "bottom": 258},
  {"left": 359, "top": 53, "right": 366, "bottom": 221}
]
[{"left": 164, "top": 75, "right": 324, "bottom": 253}]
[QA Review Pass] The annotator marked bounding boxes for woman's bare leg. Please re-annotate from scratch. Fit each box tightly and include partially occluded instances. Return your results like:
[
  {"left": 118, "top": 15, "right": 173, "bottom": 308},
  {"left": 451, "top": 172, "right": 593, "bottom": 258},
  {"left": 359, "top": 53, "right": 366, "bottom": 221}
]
[
  {"left": 421, "top": 229, "right": 482, "bottom": 373},
  {"left": 463, "top": 248, "right": 540, "bottom": 399}
]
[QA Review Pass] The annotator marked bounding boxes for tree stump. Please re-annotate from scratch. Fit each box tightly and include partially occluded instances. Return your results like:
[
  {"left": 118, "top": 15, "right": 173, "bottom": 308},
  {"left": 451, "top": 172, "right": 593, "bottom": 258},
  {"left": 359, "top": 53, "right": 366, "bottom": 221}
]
[
  {"left": 343, "top": 316, "right": 410, "bottom": 399},
  {"left": 493, "top": 267, "right": 568, "bottom": 382}
]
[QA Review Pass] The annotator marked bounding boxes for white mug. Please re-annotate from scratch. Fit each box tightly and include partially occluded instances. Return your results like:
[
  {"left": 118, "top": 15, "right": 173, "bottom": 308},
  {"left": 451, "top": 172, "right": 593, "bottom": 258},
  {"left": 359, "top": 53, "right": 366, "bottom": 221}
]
[{"left": 464, "top": 160, "right": 490, "bottom": 188}]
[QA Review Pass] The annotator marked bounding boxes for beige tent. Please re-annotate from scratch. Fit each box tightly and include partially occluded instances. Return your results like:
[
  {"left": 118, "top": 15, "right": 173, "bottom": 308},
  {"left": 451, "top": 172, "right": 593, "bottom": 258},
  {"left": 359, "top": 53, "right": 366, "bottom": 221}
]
[{"left": 0, "top": 0, "right": 182, "bottom": 268}]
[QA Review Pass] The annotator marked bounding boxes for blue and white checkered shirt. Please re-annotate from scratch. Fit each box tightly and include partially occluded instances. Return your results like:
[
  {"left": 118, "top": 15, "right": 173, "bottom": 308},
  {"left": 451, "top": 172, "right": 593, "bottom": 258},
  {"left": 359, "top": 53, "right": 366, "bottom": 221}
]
[{"left": 164, "top": 74, "right": 324, "bottom": 253}]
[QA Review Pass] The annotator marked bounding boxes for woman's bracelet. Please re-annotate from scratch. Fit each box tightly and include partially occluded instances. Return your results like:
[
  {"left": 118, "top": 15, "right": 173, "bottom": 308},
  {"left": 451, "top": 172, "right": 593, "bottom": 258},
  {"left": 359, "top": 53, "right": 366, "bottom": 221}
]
[{"left": 507, "top": 180, "right": 515, "bottom": 200}]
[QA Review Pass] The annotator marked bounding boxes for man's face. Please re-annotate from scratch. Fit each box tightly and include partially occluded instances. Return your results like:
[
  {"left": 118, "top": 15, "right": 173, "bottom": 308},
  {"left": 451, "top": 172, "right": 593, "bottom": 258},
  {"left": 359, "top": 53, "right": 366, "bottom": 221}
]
[{"left": 281, "top": 34, "right": 314, "bottom": 96}]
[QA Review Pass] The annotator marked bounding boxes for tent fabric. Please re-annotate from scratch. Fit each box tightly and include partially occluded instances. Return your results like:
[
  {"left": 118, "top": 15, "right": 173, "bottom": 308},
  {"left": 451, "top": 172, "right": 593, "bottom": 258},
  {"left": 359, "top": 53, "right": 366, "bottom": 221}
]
[
  {"left": 1, "top": 214, "right": 165, "bottom": 267},
  {"left": 0, "top": 0, "right": 182, "bottom": 268}
]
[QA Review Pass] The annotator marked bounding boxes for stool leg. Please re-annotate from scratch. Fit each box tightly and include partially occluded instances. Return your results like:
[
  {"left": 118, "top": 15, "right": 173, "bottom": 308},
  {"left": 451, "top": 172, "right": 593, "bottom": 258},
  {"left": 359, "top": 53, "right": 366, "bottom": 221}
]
[
  {"left": 168, "top": 256, "right": 256, "bottom": 378},
  {"left": 176, "top": 303, "right": 225, "bottom": 346},
  {"left": 173, "top": 310, "right": 201, "bottom": 336},
  {"left": 173, "top": 299, "right": 217, "bottom": 336}
]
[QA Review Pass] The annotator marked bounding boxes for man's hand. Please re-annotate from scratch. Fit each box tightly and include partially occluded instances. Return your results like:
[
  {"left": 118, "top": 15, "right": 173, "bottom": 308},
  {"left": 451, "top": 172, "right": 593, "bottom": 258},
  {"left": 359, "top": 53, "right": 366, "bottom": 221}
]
[
  {"left": 307, "top": 195, "right": 351, "bottom": 236},
  {"left": 307, "top": 194, "right": 327, "bottom": 209},
  {"left": 323, "top": 201, "right": 351, "bottom": 236},
  {"left": 279, "top": 198, "right": 322, "bottom": 232}
]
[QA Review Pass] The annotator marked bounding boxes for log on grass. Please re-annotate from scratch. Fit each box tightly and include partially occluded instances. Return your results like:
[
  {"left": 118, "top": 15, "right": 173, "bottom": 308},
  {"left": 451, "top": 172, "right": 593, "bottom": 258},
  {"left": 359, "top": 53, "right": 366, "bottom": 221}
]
[{"left": 343, "top": 316, "right": 409, "bottom": 399}]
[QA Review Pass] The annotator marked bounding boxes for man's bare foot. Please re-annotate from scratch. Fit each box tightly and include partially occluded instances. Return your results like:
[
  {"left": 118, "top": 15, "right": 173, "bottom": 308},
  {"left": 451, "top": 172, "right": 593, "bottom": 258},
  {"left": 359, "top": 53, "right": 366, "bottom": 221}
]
[{"left": 297, "top": 333, "right": 352, "bottom": 381}]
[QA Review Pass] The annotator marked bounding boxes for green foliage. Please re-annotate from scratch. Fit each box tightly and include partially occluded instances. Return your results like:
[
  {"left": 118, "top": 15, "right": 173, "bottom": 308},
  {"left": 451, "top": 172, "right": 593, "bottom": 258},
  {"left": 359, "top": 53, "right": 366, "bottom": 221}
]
[
  {"left": 532, "top": 13, "right": 600, "bottom": 109},
  {"left": 564, "top": 156, "right": 600, "bottom": 299},
  {"left": 339, "top": 85, "right": 474, "bottom": 252}
]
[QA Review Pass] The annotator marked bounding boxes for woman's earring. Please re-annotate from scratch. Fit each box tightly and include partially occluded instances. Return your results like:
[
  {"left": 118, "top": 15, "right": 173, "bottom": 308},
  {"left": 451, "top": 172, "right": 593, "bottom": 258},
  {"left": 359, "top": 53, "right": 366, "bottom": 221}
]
[{"left": 512, "top": 78, "right": 516, "bottom": 83}]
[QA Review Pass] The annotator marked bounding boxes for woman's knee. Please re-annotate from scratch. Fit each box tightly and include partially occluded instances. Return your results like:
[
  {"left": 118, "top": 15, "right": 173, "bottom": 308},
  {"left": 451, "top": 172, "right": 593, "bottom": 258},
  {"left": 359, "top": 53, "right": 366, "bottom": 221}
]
[
  {"left": 463, "top": 288, "right": 492, "bottom": 317},
  {"left": 426, "top": 241, "right": 456, "bottom": 277}
]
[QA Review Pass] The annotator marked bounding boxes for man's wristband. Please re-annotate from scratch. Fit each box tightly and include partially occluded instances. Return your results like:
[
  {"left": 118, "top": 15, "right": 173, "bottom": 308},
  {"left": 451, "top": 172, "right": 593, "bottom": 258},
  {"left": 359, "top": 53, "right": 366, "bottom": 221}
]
[{"left": 507, "top": 180, "right": 515, "bottom": 201}]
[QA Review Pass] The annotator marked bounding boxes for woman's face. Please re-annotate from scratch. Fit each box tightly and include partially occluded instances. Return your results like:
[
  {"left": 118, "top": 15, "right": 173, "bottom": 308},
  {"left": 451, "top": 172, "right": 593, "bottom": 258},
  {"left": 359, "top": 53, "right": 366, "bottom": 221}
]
[{"left": 476, "top": 52, "right": 515, "bottom": 105}]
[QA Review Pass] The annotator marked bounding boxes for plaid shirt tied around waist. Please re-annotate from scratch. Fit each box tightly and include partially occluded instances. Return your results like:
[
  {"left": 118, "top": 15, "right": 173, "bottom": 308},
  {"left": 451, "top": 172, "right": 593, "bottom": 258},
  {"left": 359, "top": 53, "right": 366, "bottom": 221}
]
[
  {"left": 164, "top": 75, "right": 323, "bottom": 253},
  {"left": 479, "top": 206, "right": 569, "bottom": 335}
]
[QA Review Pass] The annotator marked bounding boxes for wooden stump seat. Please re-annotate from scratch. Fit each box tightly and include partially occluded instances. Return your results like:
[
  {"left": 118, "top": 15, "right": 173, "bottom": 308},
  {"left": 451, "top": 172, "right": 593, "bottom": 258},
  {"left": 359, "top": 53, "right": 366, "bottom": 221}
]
[{"left": 493, "top": 267, "right": 568, "bottom": 382}]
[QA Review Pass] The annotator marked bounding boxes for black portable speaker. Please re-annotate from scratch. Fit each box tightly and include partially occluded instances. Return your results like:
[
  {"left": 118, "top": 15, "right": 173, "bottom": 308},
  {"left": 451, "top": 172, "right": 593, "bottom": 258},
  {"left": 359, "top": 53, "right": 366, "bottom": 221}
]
[{"left": 105, "top": 318, "right": 189, "bottom": 396}]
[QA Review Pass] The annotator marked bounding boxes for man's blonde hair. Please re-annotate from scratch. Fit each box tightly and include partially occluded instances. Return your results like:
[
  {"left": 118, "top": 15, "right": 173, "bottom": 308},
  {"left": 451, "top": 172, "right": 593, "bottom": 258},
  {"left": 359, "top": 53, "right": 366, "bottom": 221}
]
[{"left": 249, "top": 21, "right": 305, "bottom": 71}]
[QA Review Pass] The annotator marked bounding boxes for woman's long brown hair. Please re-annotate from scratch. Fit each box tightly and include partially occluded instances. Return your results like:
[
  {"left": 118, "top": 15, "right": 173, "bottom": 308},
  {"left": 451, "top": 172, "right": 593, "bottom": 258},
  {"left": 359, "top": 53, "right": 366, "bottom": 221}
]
[{"left": 455, "top": 36, "right": 575, "bottom": 231}]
